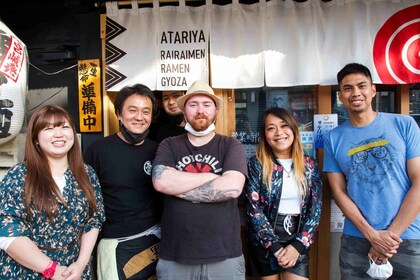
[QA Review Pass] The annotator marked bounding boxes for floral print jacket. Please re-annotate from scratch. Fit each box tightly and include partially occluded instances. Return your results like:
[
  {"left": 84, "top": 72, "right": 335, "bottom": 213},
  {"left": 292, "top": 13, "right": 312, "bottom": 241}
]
[
  {"left": 245, "top": 155, "right": 322, "bottom": 256},
  {"left": 0, "top": 162, "right": 105, "bottom": 279}
]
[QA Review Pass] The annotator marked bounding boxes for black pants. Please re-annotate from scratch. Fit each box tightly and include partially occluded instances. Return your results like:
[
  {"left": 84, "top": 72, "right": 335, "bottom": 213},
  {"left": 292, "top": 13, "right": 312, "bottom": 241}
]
[
  {"left": 116, "top": 235, "right": 160, "bottom": 280},
  {"left": 246, "top": 214, "right": 308, "bottom": 277}
]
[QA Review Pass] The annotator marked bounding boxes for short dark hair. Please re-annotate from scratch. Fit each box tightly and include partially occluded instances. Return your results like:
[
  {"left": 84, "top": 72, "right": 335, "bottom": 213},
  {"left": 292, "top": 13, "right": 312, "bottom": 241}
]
[
  {"left": 337, "top": 63, "right": 372, "bottom": 86},
  {"left": 114, "top": 84, "right": 156, "bottom": 116}
]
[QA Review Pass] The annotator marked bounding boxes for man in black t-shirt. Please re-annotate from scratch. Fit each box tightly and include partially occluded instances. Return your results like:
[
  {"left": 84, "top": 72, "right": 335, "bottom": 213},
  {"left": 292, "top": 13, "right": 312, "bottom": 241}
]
[
  {"left": 84, "top": 84, "right": 162, "bottom": 280},
  {"left": 156, "top": 90, "right": 186, "bottom": 142},
  {"left": 152, "top": 80, "right": 248, "bottom": 280}
]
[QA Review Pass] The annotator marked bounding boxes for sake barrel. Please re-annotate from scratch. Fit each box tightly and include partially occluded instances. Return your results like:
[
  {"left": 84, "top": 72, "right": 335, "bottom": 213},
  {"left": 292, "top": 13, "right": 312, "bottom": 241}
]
[{"left": 0, "top": 21, "right": 28, "bottom": 145}]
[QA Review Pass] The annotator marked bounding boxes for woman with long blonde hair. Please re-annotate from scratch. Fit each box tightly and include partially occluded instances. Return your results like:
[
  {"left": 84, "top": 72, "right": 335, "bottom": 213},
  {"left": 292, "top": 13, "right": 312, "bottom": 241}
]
[{"left": 245, "top": 107, "right": 322, "bottom": 280}]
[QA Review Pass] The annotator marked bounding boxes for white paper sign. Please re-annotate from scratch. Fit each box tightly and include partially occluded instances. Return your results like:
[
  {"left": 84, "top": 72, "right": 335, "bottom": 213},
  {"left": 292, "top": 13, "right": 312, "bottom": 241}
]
[
  {"left": 330, "top": 199, "right": 345, "bottom": 233},
  {"left": 314, "top": 114, "right": 338, "bottom": 149}
]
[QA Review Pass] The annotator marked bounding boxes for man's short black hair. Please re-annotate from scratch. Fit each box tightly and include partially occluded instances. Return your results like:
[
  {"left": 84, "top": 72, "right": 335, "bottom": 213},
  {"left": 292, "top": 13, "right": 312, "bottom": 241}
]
[
  {"left": 114, "top": 84, "right": 156, "bottom": 116},
  {"left": 337, "top": 63, "right": 373, "bottom": 86}
]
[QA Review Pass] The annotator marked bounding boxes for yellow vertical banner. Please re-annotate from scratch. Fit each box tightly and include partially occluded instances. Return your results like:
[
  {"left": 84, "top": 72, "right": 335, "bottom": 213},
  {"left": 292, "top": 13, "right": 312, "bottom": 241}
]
[{"left": 78, "top": 59, "right": 102, "bottom": 132}]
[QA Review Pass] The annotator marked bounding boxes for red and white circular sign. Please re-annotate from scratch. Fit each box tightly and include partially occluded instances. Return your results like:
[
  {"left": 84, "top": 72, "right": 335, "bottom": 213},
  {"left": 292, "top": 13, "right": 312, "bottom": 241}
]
[{"left": 373, "top": 4, "right": 420, "bottom": 84}]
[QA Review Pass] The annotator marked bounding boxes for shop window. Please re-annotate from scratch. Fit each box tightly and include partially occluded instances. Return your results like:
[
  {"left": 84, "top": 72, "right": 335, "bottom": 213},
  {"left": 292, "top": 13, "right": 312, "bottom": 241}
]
[
  {"left": 233, "top": 86, "right": 316, "bottom": 159},
  {"left": 331, "top": 85, "right": 397, "bottom": 125},
  {"left": 409, "top": 83, "right": 420, "bottom": 127}
]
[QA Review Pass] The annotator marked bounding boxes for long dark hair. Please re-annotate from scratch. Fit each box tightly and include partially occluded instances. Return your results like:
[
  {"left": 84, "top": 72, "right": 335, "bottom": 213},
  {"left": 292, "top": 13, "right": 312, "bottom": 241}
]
[{"left": 24, "top": 105, "right": 97, "bottom": 221}]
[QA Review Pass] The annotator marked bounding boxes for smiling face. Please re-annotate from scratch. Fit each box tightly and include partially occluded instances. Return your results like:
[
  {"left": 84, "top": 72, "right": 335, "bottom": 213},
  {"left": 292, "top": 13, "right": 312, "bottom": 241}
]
[
  {"left": 338, "top": 73, "right": 376, "bottom": 115},
  {"left": 162, "top": 91, "right": 184, "bottom": 116},
  {"left": 264, "top": 113, "right": 294, "bottom": 159},
  {"left": 37, "top": 118, "right": 75, "bottom": 161},
  {"left": 119, "top": 94, "right": 153, "bottom": 135}
]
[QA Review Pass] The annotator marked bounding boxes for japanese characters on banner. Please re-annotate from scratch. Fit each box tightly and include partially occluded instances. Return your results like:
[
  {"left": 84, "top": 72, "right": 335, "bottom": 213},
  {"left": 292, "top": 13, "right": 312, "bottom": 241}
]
[
  {"left": 0, "top": 21, "right": 28, "bottom": 145},
  {"left": 78, "top": 59, "right": 102, "bottom": 132}
]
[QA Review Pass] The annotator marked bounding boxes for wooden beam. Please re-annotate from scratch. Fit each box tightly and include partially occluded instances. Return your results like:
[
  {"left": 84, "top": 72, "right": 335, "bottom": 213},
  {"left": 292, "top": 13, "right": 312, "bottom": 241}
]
[
  {"left": 396, "top": 84, "right": 410, "bottom": 115},
  {"left": 213, "top": 88, "right": 235, "bottom": 136},
  {"left": 100, "top": 13, "right": 111, "bottom": 137},
  {"left": 96, "top": 0, "right": 202, "bottom": 7},
  {"left": 312, "top": 85, "right": 332, "bottom": 280},
  {"left": 96, "top": 0, "right": 332, "bottom": 5}
]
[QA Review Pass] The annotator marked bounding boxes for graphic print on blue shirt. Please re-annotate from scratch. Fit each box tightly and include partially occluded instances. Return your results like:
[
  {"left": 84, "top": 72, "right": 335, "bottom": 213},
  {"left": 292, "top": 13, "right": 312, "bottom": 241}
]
[{"left": 347, "top": 135, "right": 396, "bottom": 192}]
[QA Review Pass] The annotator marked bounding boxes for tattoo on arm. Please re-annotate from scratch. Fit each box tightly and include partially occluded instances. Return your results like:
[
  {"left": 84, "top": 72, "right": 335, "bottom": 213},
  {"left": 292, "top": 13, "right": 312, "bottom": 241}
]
[
  {"left": 178, "top": 179, "right": 240, "bottom": 203},
  {"left": 152, "top": 165, "right": 167, "bottom": 181}
]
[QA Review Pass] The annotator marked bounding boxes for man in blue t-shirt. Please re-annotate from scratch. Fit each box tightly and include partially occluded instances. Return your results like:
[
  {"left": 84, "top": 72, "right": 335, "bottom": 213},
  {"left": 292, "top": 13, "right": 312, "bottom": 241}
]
[{"left": 323, "top": 63, "right": 420, "bottom": 279}]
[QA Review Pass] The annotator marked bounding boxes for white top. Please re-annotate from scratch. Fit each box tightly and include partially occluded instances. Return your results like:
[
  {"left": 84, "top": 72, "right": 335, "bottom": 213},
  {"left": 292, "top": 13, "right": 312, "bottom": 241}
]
[
  {"left": 53, "top": 175, "right": 66, "bottom": 193},
  {"left": 277, "top": 159, "right": 301, "bottom": 214},
  {"left": 0, "top": 176, "right": 66, "bottom": 251}
]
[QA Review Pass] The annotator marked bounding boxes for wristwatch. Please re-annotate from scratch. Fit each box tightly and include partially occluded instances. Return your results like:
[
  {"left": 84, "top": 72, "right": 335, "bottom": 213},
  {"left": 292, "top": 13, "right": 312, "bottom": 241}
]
[{"left": 42, "top": 261, "right": 57, "bottom": 279}]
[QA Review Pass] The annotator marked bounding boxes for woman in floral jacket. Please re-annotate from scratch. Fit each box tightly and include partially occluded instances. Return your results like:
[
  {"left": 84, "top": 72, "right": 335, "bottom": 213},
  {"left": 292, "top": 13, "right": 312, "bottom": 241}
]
[
  {"left": 245, "top": 107, "right": 322, "bottom": 280},
  {"left": 0, "top": 105, "right": 105, "bottom": 279}
]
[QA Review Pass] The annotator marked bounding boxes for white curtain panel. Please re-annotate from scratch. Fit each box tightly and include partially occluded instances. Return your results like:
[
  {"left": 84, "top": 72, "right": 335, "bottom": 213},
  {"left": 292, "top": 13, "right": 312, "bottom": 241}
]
[
  {"left": 156, "top": 2, "right": 210, "bottom": 90},
  {"left": 265, "top": 0, "right": 420, "bottom": 86},
  {"left": 106, "top": 0, "right": 420, "bottom": 90},
  {"left": 106, "top": 1, "right": 157, "bottom": 91},
  {"left": 317, "top": 0, "right": 420, "bottom": 85},
  {"left": 264, "top": 0, "right": 321, "bottom": 87},
  {"left": 315, "top": 0, "right": 372, "bottom": 85},
  {"left": 210, "top": 0, "right": 265, "bottom": 89}
]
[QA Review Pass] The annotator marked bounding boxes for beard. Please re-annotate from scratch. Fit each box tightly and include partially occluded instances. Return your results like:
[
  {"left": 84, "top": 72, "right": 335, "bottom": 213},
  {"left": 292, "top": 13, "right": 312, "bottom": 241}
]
[{"left": 189, "top": 114, "right": 216, "bottom": 131}]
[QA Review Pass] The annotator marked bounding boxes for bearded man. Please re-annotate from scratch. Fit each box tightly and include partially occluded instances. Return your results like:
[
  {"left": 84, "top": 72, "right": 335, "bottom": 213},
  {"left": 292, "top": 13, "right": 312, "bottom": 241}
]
[{"left": 152, "top": 80, "right": 248, "bottom": 280}]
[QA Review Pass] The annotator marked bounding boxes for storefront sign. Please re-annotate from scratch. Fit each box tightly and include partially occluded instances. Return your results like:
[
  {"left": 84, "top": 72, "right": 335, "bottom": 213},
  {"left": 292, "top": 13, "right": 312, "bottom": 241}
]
[
  {"left": 156, "top": 5, "right": 209, "bottom": 90},
  {"left": 158, "top": 29, "right": 208, "bottom": 89},
  {"left": 78, "top": 59, "right": 102, "bottom": 132},
  {"left": 105, "top": 0, "right": 419, "bottom": 89}
]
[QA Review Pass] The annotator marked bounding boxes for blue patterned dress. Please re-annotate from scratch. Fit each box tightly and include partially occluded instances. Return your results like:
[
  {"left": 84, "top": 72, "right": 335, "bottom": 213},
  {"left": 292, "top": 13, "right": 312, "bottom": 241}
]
[{"left": 0, "top": 162, "right": 105, "bottom": 279}]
